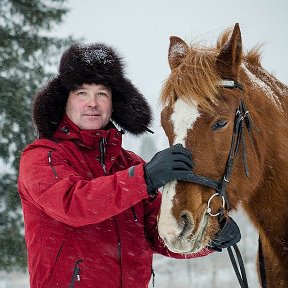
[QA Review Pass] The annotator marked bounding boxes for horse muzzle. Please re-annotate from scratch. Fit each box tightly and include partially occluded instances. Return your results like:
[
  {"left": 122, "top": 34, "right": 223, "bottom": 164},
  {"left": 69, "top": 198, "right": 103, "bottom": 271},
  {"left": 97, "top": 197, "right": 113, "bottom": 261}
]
[{"left": 158, "top": 210, "right": 210, "bottom": 254}]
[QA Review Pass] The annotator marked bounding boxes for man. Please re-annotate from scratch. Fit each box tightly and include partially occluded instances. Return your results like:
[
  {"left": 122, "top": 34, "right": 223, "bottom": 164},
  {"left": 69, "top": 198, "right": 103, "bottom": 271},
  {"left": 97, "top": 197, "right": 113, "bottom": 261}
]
[{"left": 18, "top": 43, "right": 229, "bottom": 288}]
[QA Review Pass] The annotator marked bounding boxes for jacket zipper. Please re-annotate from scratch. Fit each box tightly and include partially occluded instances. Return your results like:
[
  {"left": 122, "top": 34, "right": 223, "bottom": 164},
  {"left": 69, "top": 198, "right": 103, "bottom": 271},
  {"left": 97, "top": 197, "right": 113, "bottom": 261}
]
[
  {"left": 118, "top": 241, "right": 121, "bottom": 260},
  {"left": 99, "top": 137, "right": 107, "bottom": 175},
  {"left": 131, "top": 207, "right": 138, "bottom": 222},
  {"left": 48, "top": 151, "right": 58, "bottom": 178},
  {"left": 69, "top": 259, "right": 83, "bottom": 288},
  {"left": 118, "top": 238, "right": 123, "bottom": 288},
  {"left": 151, "top": 266, "right": 155, "bottom": 287}
]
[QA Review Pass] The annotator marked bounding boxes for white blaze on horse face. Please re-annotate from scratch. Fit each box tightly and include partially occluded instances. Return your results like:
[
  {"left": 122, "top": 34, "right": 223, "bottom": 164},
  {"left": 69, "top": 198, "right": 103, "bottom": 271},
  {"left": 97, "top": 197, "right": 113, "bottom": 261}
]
[
  {"left": 171, "top": 98, "right": 200, "bottom": 146},
  {"left": 158, "top": 98, "right": 200, "bottom": 252}
]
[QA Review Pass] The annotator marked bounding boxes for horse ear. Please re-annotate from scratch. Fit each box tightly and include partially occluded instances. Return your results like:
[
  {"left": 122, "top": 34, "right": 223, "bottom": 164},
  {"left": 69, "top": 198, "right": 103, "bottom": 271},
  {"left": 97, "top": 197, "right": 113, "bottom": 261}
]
[
  {"left": 216, "top": 23, "right": 242, "bottom": 79},
  {"left": 168, "top": 36, "right": 189, "bottom": 70}
]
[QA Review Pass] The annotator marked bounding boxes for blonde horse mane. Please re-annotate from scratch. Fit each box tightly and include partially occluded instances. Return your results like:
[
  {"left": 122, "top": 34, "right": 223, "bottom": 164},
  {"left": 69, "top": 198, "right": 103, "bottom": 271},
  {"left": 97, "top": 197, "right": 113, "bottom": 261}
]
[{"left": 160, "top": 28, "right": 263, "bottom": 112}]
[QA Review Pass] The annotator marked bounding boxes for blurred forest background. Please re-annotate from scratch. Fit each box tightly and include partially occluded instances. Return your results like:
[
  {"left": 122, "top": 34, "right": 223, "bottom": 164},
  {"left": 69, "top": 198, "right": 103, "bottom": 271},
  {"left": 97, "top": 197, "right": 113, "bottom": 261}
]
[
  {"left": 0, "top": 0, "right": 73, "bottom": 273},
  {"left": 1, "top": 0, "right": 287, "bottom": 287}
]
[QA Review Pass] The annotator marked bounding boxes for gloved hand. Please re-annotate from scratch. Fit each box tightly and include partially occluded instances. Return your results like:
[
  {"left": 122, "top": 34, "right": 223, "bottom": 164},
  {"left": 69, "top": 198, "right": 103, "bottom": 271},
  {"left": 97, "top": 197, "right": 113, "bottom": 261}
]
[
  {"left": 144, "top": 144, "right": 193, "bottom": 196},
  {"left": 208, "top": 217, "right": 241, "bottom": 252}
]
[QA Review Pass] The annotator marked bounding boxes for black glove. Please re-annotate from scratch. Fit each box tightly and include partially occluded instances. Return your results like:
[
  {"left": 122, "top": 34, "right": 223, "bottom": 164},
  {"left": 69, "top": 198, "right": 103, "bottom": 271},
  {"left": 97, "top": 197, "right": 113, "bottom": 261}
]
[
  {"left": 208, "top": 217, "right": 241, "bottom": 252},
  {"left": 144, "top": 144, "right": 194, "bottom": 196}
]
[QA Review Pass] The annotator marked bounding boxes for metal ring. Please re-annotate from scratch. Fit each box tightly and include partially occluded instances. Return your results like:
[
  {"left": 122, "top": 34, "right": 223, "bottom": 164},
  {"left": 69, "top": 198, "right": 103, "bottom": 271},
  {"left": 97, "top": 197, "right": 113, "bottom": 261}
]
[
  {"left": 223, "top": 176, "right": 229, "bottom": 183},
  {"left": 206, "top": 193, "right": 226, "bottom": 217}
]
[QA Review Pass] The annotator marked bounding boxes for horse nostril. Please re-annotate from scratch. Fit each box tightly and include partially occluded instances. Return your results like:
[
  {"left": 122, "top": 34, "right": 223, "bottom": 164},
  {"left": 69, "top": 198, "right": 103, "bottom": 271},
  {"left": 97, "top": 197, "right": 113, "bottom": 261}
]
[{"left": 178, "top": 212, "right": 193, "bottom": 238}]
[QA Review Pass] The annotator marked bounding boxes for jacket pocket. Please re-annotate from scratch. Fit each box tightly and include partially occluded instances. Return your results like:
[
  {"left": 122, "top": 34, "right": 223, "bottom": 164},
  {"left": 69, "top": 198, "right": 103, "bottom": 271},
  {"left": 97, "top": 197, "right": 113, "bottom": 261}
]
[{"left": 69, "top": 259, "right": 84, "bottom": 288}]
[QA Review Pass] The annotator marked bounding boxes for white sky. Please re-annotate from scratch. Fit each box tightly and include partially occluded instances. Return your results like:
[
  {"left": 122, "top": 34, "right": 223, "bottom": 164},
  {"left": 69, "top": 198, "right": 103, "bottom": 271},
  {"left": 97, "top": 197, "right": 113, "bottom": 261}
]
[{"left": 53, "top": 0, "right": 288, "bottom": 153}]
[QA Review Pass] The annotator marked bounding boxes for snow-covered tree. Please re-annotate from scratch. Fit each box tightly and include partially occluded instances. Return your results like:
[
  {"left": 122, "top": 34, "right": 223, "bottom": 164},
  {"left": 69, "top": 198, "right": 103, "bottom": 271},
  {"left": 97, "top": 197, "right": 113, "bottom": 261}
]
[{"left": 0, "top": 0, "right": 74, "bottom": 271}]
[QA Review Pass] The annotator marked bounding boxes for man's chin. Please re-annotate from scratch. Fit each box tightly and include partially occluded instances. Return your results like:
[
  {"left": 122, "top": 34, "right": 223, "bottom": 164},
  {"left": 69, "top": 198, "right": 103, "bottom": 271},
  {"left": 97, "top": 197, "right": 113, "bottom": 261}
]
[{"left": 79, "top": 120, "right": 103, "bottom": 130}]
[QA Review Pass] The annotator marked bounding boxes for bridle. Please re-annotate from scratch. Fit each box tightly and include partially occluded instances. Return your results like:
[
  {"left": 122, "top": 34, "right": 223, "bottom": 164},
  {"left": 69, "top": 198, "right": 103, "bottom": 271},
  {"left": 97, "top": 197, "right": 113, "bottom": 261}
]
[
  {"left": 187, "top": 80, "right": 253, "bottom": 212},
  {"left": 185, "top": 79, "right": 258, "bottom": 288}
]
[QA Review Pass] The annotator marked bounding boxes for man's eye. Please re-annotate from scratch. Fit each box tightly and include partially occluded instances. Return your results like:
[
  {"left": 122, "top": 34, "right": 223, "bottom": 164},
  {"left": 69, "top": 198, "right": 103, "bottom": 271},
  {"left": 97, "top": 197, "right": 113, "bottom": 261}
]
[
  {"left": 76, "top": 91, "right": 86, "bottom": 95},
  {"left": 212, "top": 119, "right": 228, "bottom": 131}
]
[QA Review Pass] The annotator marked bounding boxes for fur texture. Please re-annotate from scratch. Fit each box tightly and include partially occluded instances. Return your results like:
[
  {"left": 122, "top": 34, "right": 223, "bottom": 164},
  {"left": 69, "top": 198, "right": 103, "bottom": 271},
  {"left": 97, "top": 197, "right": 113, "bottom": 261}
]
[{"left": 33, "top": 43, "right": 152, "bottom": 137}]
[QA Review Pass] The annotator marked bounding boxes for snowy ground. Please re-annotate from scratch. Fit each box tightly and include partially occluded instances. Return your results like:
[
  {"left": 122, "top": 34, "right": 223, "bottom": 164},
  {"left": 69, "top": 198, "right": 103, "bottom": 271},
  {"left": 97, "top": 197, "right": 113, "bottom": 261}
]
[
  {"left": 0, "top": 271, "right": 29, "bottom": 288},
  {"left": 0, "top": 209, "right": 260, "bottom": 288}
]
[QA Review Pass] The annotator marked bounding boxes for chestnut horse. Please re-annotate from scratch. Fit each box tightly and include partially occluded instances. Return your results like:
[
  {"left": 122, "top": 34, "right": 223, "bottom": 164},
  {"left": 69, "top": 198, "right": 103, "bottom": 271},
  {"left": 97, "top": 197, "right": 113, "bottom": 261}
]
[{"left": 158, "top": 23, "right": 288, "bottom": 288}]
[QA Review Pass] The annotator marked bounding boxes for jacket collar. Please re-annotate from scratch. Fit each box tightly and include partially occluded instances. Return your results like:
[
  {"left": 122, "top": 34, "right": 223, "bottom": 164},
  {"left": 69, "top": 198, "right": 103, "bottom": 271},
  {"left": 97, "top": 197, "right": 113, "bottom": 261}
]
[{"left": 53, "top": 115, "right": 122, "bottom": 149}]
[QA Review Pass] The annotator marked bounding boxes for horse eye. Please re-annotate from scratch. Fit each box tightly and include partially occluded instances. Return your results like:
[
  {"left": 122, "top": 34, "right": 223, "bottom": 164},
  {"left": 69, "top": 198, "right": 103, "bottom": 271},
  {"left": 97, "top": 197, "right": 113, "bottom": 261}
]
[{"left": 212, "top": 119, "right": 228, "bottom": 131}]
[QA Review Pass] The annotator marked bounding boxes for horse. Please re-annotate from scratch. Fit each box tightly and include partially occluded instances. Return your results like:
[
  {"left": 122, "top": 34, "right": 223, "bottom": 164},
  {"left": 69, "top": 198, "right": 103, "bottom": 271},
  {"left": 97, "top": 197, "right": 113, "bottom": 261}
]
[{"left": 158, "top": 23, "right": 288, "bottom": 288}]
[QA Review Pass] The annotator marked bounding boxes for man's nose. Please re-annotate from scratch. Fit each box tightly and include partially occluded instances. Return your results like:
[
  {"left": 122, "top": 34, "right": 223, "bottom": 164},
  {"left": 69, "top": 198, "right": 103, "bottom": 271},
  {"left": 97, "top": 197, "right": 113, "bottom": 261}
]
[{"left": 87, "top": 95, "right": 99, "bottom": 108}]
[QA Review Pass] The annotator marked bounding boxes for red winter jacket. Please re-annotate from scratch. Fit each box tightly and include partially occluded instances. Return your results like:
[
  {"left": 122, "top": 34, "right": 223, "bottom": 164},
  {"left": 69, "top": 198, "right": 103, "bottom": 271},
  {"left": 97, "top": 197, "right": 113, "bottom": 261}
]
[{"left": 18, "top": 116, "right": 211, "bottom": 288}]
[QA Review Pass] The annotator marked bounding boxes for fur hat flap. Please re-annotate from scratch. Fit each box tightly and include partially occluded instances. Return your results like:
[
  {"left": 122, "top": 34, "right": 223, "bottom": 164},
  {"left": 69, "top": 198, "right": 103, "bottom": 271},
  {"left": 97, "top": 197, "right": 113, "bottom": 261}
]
[{"left": 33, "top": 77, "right": 68, "bottom": 138}]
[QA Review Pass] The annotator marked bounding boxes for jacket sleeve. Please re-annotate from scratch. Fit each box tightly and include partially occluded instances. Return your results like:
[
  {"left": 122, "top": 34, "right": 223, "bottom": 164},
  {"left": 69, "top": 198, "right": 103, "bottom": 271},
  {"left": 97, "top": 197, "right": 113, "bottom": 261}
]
[
  {"left": 143, "top": 193, "right": 213, "bottom": 259},
  {"left": 18, "top": 145, "right": 149, "bottom": 227}
]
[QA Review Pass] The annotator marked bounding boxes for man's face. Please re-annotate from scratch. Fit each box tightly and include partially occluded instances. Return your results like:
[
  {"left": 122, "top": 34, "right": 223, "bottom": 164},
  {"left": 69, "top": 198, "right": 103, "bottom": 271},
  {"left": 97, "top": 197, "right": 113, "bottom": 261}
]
[{"left": 66, "top": 83, "right": 112, "bottom": 130}]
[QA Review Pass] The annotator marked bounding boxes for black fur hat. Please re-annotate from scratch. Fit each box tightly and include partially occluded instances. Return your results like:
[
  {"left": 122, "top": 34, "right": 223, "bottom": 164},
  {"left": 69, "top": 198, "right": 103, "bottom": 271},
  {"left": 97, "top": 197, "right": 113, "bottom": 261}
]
[{"left": 33, "top": 43, "right": 152, "bottom": 137}]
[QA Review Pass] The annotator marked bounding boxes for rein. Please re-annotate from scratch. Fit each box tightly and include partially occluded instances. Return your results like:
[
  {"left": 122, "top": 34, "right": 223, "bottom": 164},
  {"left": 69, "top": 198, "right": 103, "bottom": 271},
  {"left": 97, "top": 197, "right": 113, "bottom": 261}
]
[{"left": 187, "top": 80, "right": 254, "bottom": 288}]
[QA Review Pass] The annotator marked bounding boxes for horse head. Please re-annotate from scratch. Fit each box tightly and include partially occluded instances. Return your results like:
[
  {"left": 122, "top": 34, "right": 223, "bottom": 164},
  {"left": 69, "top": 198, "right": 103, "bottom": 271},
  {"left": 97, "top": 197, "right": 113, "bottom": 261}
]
[{"left": 158, "top": 23, "right": 264, "bottom": 254}]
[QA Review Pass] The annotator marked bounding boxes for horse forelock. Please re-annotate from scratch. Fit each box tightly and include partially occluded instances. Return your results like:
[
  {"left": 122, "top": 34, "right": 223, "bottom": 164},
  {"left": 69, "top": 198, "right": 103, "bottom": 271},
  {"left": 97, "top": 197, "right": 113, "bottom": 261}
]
[
  {"left": 160, "top": 28, "right": 236, "bottom": 111},
  {"left": 161, "top": 46, "right": 221, "bottom": 112}
]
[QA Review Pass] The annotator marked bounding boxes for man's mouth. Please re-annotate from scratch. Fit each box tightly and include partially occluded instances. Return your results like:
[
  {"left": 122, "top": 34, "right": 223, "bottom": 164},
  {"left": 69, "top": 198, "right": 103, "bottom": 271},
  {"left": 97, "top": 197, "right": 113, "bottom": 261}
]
[{"left": 83, "top": 113, "right": 100, "bottom": 116}]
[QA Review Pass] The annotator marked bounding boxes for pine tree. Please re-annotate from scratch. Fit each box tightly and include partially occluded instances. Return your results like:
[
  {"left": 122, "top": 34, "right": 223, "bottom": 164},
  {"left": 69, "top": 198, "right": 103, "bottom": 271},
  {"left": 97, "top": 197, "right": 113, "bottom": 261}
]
[{"left": 0, "top": 0, "right": 74, "bottom": 271}]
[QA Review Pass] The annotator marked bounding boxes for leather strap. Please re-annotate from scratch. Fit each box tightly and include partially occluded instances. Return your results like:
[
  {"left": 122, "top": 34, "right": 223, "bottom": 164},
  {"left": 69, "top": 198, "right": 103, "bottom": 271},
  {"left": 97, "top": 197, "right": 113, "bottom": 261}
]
[{"left": 227, "top": 244, "right": 249, "bottom": 288}]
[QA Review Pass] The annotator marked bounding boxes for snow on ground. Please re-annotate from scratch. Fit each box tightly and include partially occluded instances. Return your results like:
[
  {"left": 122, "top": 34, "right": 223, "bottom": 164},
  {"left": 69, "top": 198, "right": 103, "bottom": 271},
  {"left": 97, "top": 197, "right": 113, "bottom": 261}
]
[{"left": 0, "top": 271, "right": 29, "bottom": 288}]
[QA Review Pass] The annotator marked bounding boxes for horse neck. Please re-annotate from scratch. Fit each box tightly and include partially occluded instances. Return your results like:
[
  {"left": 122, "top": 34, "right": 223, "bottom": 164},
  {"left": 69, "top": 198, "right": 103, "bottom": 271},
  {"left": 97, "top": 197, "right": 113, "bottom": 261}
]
[
  {"left": 242, "top": 62, "right": 288, "bottom": 162},
  {"left": 241, "top": 62, "right": 288, "bottom": 233}
]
